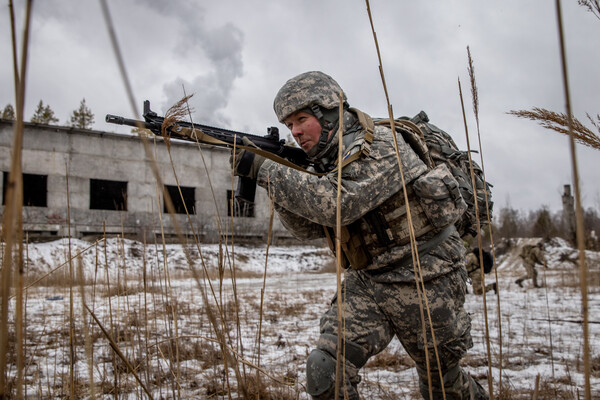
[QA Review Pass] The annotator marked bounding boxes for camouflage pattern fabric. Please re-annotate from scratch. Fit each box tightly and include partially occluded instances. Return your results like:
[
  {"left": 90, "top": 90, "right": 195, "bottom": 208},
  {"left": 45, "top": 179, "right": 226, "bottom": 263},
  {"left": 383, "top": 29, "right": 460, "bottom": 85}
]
[
  {"left": 256, "top": 107, "right": 487, "bottom": 398},
  {"left": 517, "top": 246, "right": 545, "bottom": 288},
  {"left": 257, "top": 123, "right": 457, "bottom": 277},
  {"left": 316, "top": 266, "right": 484, "bottom": 399},
  {"left": 273, "top": 71, "right": 347, "bottom": 122},
  {"left": 466, "top": 252, "right": 495, "bottom": 295}
]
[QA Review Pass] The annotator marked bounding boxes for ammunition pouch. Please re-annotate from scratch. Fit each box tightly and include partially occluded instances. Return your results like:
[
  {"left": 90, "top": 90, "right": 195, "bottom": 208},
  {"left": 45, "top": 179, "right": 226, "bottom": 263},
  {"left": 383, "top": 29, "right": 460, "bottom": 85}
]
[
  {"left": 324, "top": 165, "right": 466, "bottom": 270},
  {"left": 412, "top": 163, "right": 467, "bottom": 229}
]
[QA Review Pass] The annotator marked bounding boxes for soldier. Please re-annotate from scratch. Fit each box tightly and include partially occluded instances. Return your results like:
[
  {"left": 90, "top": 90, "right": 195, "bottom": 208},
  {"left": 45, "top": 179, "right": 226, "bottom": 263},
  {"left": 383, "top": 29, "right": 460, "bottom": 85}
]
[
  {"left": 231, "top": 71, "right": 488, "bottom": 399},
  {"left": 515, "top": 241, "right": 547, "bottom": 288},
  {"left": 465, "top": 248, "right": 496, "bottom": 295}
]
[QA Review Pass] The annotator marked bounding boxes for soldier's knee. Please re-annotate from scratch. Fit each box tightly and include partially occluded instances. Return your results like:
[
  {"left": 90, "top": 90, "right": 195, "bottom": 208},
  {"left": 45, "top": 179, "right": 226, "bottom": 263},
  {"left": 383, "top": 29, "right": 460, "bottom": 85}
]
[{"left": 306, "top": 349, "right": 336, "bottom": 399}]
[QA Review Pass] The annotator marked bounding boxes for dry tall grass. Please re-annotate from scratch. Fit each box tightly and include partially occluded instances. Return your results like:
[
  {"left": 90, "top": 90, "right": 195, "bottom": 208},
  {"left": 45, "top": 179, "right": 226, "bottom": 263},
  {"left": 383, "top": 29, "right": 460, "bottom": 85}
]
[
  {"left": 1, "top": 1, "right": 597, "bottom": 399},
  {"left": 508, "top": 108, "right": 600, "bottom": 151}
]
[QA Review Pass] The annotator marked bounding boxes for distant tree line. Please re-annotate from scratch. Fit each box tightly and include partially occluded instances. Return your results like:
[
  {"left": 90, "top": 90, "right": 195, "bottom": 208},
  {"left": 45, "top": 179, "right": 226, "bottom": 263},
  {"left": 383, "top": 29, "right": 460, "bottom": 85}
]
[
  {"left": 1, "top": 98, "right": 94, "bottom": 129},
  {"left": 493, "top": 204, "right": 600, "bottom": 249}
]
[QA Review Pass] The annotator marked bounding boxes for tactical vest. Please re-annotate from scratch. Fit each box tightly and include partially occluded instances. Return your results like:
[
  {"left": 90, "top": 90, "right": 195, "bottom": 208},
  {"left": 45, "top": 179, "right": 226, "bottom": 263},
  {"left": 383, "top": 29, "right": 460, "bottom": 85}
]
[
  {"left": 324, "top": 186, "right": 435, "bottom": 269},
  {"left": 322, "top": 112, "right": 466, "bottom": 270}
]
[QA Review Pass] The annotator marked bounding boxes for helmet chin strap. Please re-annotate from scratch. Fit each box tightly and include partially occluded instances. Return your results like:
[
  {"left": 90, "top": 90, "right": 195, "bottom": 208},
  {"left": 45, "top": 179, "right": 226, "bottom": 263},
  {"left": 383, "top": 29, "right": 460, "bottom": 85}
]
[{"left": 309, "top": 104, "right": 335, "bottom": 157}]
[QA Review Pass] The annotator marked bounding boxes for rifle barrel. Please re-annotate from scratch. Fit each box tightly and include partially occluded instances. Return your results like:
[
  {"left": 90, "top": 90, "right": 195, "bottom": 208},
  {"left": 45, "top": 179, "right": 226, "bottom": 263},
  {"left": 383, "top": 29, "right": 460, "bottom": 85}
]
[{"left": 105, "top": 114, "right": 155, "bottom": 130}]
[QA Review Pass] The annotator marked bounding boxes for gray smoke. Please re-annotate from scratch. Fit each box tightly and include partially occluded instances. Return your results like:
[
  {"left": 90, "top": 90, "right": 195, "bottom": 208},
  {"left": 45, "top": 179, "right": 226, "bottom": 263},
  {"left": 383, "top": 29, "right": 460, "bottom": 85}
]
[{"left": 144, "top": 1, "right": 245, "bottom": 127}]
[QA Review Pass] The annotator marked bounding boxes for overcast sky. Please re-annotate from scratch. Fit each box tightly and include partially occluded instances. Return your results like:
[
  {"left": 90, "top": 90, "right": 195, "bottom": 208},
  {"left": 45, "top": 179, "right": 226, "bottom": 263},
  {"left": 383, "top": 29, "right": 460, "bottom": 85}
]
[{"left": 1, "top": 1, "right": 598, "bottom": 214}]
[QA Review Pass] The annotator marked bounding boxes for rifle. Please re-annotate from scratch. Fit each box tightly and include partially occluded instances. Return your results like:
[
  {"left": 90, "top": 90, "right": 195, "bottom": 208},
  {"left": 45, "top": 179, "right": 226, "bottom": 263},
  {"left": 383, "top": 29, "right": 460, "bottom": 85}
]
[{"left": 106, "top": 101, "right": 308, "bottom": 205}]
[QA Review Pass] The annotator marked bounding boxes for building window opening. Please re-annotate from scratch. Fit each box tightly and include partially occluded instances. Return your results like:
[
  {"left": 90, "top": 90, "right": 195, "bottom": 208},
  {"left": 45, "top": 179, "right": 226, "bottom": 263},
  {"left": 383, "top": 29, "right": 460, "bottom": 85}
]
[
  {"left": 90, "top": 179, "right": 127, "bottom": 211},
  {"left": 164, "top": 185, "right": 195, "bottom": 215},
  {"left": 3, "top": 171, "right": 48, "bottom": 207},
  {"left": 2, "top": 172, "right": 48, "bottom": 207},
  {"left": 227, "top": 190, "right": 255, "bottom": 218}
]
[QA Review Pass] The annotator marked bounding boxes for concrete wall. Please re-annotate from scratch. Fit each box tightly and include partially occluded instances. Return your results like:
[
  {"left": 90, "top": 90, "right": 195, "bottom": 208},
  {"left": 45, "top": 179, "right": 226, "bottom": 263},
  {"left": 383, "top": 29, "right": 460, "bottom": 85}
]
[{"left": 0, "top": 120, "right": 297, "bottom": 243}]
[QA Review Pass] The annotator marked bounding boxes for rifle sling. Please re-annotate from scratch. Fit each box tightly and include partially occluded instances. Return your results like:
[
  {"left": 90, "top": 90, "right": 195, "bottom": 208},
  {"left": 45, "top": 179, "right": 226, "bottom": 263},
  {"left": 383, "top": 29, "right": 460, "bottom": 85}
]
[{"left": 173, "top": 121, "right": 373, "bottom": 177}]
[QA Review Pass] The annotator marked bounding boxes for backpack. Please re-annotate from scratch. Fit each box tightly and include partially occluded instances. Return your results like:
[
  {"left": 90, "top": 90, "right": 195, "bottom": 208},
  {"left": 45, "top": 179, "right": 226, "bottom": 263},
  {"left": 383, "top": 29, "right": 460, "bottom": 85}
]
[
  {"left": 520, "top": 244, "right": 534, "bottom": 259},
  {"left": 474, "top": 248, "right": 494, "bottom": 273},
  {"left": 373, "top": 110, "right": 493, "bottom": 239}
]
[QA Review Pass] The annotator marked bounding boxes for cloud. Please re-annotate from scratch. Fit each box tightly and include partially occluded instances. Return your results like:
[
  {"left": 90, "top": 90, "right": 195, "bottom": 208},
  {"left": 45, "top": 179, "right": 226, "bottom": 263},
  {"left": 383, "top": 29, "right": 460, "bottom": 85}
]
[
  {"left": 1, "top": 0, "right": 598, "bottom": 214},
  {"left": 136, "top": 0, "right": 244, "bottom": 126}
]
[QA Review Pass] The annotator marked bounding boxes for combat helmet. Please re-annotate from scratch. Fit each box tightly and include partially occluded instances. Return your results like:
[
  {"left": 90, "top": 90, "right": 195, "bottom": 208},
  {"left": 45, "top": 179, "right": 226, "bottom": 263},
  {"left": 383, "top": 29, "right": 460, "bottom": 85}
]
[{"left": 273, "top": 71, "right": 348, "bottom": 156}]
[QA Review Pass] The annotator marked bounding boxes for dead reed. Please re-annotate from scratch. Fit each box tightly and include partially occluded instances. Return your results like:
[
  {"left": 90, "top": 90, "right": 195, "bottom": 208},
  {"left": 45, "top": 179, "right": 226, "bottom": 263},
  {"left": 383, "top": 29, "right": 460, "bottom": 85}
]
[
  {"left": 508, "top": 108, "right": 600, "bottom": 151},
  {"left": 2, "top": 2, "right": 599, "bottom": 400}
]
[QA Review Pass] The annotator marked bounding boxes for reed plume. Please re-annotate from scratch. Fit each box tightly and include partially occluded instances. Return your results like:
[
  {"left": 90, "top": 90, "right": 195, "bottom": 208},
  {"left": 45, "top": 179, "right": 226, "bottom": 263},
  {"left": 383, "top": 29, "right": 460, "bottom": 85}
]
[
  {"left": 578, "top": 0, "right": 600, "bottom": 19},
  {"left": 162, "top": 94, "right": 194, "bottom": 143},
  {"left": 508, "top": 107, "right": 600, "bottom": 151}
]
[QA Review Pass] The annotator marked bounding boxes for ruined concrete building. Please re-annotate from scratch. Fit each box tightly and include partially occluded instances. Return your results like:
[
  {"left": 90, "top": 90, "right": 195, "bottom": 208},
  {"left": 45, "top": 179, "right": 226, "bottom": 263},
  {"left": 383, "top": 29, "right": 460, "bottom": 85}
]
[{"left": 0, "top": 119, "right": 298, "bottom": 243}]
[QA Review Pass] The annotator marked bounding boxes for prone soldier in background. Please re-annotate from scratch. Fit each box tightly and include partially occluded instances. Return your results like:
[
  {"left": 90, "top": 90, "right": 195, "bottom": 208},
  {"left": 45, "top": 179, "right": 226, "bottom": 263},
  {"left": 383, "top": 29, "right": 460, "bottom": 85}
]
[{"left": 231, "top": 71, "right": 488, "bottom": 399}]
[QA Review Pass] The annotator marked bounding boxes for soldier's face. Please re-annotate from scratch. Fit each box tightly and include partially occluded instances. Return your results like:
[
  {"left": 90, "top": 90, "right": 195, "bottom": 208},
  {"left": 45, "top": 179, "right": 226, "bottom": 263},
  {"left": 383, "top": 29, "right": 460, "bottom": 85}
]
[{"left": 284, "top": 111, "right": 323, "bottom": 153}]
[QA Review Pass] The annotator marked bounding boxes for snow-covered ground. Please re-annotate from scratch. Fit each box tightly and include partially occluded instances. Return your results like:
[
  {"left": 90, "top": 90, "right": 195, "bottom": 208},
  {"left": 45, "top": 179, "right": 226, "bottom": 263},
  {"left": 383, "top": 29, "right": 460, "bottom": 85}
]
[{"left": 4, "top": 236, "right": 600, "bottom": 399}]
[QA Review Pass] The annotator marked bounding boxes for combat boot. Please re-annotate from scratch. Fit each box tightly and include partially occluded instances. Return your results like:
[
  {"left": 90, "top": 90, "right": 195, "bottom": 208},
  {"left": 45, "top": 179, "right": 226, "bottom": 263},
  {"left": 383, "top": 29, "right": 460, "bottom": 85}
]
[{"left": 514, "top": 279, "right": 523, "bottom": 288}]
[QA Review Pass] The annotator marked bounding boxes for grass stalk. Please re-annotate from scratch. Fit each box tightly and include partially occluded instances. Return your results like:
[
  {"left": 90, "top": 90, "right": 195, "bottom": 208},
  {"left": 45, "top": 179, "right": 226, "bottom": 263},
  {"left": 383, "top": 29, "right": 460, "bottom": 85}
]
[
  {"left": 85, "top": 303, "right": 154, "bottom": 399},
  {"left": 457, "top": 77, "right": 494, "bottom": 399},
  {"left": 1, "top": 1, "right": 32, "bottom": 396},
  {"left": 555, "top": 1, "right": 591, "bottom": 398},
  {"left": 100, "top": 2, "right": 247, "bottom": 396},
  {"left": 256, "top": 188, "right": 276, "bottom": 398},
  {"left": 541, "top": 268, "right": 557, "bottom": 395},
  {"left": 365, "top": 1, "right": 445, "bottom": 398},
  {"left": 78, "top": 256, "right": 96, "bottom": 400},
  {"left": 66, "top": 163, "right": 76, "bottom": 399},
  {"left": 334, "top": 93, "right": 345, "bottom": 400},
  {"left": 466, "top": 45, "right": 505, "bottom": 397}
]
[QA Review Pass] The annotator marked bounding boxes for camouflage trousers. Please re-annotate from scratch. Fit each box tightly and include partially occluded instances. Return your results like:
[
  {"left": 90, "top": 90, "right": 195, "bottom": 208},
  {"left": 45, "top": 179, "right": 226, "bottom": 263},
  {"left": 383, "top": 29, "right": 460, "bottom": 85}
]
[
  {"left": 516, "top": 261, "right": 539, "bottom": 287},
  {"left": 469, "top": 271, "right": 496, "bottom": 295},
  {"left": 308, "top": 266, "right": 488, "bottom": 400}
]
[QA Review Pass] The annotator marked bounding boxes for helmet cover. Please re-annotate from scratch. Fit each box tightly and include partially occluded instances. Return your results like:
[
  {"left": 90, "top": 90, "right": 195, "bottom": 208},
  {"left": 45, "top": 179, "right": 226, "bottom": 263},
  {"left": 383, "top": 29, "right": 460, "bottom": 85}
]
[{"left": 273, "top": 71, "right": 347, "bottom": 122}]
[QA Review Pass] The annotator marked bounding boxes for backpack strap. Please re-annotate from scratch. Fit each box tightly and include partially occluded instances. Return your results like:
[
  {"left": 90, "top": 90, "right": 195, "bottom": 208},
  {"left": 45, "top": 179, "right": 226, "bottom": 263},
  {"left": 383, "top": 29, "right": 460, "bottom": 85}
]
[
  {"left": 348, "top": 107, "right": 374, "bottom": 157},
  {"left": 373, "top": 117, "right": 435, "bottom": 169}
]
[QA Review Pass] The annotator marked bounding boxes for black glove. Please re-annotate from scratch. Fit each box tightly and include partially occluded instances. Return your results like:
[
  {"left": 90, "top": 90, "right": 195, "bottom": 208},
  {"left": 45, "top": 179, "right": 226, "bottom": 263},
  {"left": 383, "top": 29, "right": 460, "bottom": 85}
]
[{"left": 229, "top": 137, "right": 266, "bottom": 179}]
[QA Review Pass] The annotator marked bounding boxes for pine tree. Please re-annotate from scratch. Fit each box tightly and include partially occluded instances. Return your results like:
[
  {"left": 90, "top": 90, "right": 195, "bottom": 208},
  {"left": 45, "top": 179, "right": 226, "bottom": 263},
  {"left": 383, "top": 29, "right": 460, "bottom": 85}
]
[
  {"left": 1, "top": 104, "right": 15, "bottom": 120},
  {"left": 69, "top": 98, "right": 94, "bottom": 129},
  {"left": 31, "top": 100, "right": 59, "bottom": 125}
]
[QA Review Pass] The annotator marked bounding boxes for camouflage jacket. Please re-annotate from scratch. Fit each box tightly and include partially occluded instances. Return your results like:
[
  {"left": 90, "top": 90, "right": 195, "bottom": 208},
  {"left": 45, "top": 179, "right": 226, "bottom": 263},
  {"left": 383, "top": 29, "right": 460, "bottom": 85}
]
[
  {"left": 256, "top": 110, "right": 465, "bottom": 281},
  {"left": 528, "top": 246, "right": 546, "bottom": 265},
  {"left": 465, "top": 252, "right": 479, "bottom": 275}
]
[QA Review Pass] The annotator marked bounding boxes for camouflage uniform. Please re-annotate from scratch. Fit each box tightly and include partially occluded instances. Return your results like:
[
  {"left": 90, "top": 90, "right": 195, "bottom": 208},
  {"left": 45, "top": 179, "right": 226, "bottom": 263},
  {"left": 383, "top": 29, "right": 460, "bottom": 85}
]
[
  {"left": 465, "top": 252, "right": 496, "bottom": 295},
  {"left": 255, "top": 71, "right": 488, "bottom": 399},
  {"left": 516, "top": 243, "right": 546, "bottom": 288}
]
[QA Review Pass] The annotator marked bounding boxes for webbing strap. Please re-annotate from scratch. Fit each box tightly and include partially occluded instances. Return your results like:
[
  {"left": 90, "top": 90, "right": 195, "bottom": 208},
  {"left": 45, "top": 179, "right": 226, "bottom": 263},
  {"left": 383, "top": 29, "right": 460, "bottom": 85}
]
[
  {"left": 374, "top": 117, "right": 434, "bottom": 169},
  {"left": 169, "top": 114, "right": 375, "bottom": 176},
  {"left": 367, "top": 225, "right": 455, "bottom": 275},
  {"left": 350, "top": 107, "right": 374, "bottom": 156},
  {"left": 168, "top": 125, "right": 323, "bottom": 174}
]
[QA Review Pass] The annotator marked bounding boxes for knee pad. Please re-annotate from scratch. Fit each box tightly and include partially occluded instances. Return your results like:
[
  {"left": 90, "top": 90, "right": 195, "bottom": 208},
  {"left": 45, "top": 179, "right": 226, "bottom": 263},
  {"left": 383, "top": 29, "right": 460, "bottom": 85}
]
[{"left": 306, "top": 349, "right": 336, "bottom": 398}]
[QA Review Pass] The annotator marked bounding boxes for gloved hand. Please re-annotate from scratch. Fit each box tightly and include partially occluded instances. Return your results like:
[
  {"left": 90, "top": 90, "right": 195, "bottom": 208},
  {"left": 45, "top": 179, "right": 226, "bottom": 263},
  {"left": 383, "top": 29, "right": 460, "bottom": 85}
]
[{"left": 229, "top": 137, "right": 266, "bottom": 179}]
